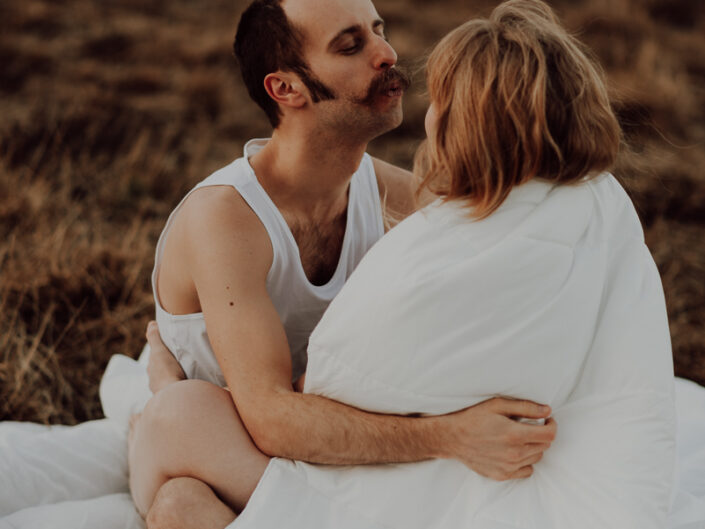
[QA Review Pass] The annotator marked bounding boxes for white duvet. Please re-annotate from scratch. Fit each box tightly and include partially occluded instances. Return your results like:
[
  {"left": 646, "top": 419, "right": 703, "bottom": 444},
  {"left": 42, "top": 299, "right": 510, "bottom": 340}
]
[
  {"left": 233, "top": 174, "right": 680, "bottom": 529},
  {"left": 2, "top": 175, "right": 705, "bottom": 529}
]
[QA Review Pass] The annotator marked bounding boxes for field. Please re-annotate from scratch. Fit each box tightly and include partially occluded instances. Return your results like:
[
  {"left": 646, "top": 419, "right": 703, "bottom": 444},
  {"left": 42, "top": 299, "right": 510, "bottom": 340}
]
[{"left": 1, "top": 0, "right": 704, "bottom": 424}]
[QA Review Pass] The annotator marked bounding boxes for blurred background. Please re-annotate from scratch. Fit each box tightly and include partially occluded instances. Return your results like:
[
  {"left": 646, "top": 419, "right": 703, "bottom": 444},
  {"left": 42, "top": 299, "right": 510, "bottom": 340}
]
[{"left": 1, "top": 0, "right": 703, "bottom": 424}]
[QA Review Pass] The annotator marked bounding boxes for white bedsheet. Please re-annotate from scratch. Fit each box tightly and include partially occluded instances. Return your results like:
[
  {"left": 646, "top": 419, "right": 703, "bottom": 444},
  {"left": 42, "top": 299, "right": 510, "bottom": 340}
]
[
  {"left": 1, "top": 494, "right": 142, "bottom": 529},
  {"left": 0, "top": 419, "right": 143, "bottom": 529},
  {"left": 0, "top": 352, "right": 151, "bottom": 529},
  {"left": 0, "top": 362, "right": 704, "bottom": 528}
]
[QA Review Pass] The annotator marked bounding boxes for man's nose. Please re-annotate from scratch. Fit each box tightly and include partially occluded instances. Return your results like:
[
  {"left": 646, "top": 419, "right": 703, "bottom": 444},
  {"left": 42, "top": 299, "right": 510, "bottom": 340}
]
[{"left": 371, "top": 35, "right": 397, "bottom": 70}]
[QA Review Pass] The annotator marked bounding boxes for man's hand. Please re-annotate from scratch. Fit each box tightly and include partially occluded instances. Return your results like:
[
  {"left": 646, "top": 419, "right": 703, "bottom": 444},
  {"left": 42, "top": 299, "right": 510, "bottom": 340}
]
[
  {"left": 146, "top": 321, "right": 186, "bottom": 394},
  {"left": 439, "top": 397, "right": 557, "bottom": 481}
]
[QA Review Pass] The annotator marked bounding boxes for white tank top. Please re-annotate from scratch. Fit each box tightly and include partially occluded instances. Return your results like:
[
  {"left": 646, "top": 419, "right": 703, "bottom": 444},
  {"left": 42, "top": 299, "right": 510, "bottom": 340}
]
[{"left": 151, "top": 138, "right": 384, "bottom": 386}]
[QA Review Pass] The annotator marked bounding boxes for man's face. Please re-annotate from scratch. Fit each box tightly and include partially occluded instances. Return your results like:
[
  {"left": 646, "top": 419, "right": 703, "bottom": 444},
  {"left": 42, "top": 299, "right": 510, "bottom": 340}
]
[{"left": 283, "top": 0, "right": 409, "bottom": 139}]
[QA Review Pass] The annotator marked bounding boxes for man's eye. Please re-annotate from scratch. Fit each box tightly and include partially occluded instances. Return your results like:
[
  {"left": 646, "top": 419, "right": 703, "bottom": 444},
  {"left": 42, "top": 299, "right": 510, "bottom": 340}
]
[{"left": 340, "top": 40, "right": 361, "bottom": 54}]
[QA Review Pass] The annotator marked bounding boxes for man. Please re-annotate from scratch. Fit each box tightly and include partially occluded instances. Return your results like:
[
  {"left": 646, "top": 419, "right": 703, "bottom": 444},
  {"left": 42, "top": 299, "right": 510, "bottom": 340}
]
[{"left": 131, "top": 0, "right": 556, "bottom": 526}]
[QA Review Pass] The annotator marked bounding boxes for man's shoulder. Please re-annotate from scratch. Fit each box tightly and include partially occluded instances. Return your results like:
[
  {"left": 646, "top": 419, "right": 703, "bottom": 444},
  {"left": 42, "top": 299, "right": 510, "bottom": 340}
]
[
  {"left": 371, "top": 157, "right": 416, "bottom": 228},
  {"left": 175, "top": 184, "right": 271, "bottom": 266}
]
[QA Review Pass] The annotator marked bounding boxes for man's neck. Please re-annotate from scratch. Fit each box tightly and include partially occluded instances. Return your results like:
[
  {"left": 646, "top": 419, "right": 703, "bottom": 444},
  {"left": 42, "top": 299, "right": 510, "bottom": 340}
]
[{"left": 249, "top": 127, "right": 367, "bottom": 219}]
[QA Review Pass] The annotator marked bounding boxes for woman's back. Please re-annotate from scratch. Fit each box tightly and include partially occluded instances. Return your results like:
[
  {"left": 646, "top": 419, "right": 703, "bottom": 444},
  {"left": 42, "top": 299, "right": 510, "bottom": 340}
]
[
  {"left": 293, "top": 173, "right": 676, "bottom": 528},
  {"left": 306, "top": 173, "right": 673, "bottom": 409}
]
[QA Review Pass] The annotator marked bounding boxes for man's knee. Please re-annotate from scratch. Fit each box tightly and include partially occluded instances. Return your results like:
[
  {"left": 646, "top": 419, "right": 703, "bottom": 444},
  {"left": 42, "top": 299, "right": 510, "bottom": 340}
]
[
  {"left": 146, "top": 478, "right": 203, "bottom": 529},
  {"left": 146, "top": 477, "right": 235, "bottom": 529}
]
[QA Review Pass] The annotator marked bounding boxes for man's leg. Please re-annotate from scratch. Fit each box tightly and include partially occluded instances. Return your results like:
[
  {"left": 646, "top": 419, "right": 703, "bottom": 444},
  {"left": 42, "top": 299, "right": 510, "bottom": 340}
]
[
  {"left": 128, "top": 380, "right": 269, "bottom": 517},
  {"left": 146, "top": 478, "right": 236, "bottom": 529}
]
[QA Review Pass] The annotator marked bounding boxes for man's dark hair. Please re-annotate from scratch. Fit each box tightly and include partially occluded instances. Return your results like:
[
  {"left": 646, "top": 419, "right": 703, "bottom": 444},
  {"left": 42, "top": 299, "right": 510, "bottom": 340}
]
[{"left": 234, "top": 0, "right": 335, "bottom": 128}]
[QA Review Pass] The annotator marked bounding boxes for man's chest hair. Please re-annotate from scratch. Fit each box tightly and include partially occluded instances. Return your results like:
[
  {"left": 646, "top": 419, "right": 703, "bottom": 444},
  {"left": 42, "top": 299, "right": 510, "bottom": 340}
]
[{"left": 288, "top": 212, "right": 347, "bottom": 286}]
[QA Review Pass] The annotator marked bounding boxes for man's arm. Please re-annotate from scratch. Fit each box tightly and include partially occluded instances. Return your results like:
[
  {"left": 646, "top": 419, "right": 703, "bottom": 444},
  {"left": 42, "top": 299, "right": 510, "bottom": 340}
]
[
  {"left": 372, "top": 157, "right": 416, "bottom": 229},
  {"left": 161, "top": 186, "right": 555, "bottom": 480},
  {"left": 372, "top": 157, "right": 438, "bottom": 229}
]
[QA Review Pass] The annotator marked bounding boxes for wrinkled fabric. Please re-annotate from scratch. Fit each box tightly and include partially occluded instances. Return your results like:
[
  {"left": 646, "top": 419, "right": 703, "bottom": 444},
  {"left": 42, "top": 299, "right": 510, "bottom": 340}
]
[
  {"left": 232, "top": 175, "right": 699, "bottom": 529},
  {"left": 0, "top": 493, "right": 143, "bottom": 529},
  {"left": 0, "top": 351, "right": 150, "bottom": 528},
  {"left": 2, "top": 377, "right": 702, "bottom": 529},
  {"left": 2, "top": 175, "right": 704, "bottom": 529}
]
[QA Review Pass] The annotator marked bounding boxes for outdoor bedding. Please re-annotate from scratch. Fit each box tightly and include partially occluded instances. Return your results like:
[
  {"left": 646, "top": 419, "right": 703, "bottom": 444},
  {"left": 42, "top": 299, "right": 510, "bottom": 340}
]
[
  {"left": 232, "top": 174, "right": 679, "bottom": 529},
  {"left": 2, "top": 175, "right": 705, "bottom": 529}
]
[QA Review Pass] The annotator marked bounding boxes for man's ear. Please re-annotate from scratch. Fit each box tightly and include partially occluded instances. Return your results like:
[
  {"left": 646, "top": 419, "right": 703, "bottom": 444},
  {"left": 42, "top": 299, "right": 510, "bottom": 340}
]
[{"left": 263, "top": 72, "right": 307, "bottom": 110}]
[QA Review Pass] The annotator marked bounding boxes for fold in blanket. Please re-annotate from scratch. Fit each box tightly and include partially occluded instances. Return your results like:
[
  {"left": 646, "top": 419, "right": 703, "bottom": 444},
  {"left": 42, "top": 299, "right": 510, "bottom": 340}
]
[
  {"left": 2, "top": 175, "right": 704, "bottom": 529},
  {"left": 234, "top": 174, "right": 679, "bottom": 529}
]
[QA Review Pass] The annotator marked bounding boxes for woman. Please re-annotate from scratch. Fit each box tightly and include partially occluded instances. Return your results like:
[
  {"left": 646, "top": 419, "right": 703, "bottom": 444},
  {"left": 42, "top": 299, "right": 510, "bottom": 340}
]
[{"left": 129, "top": 1, "right": 691, "bottom": 527}]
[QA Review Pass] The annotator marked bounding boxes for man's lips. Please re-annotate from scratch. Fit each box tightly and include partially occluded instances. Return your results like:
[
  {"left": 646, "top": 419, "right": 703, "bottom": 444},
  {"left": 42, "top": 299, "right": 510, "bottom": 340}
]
[
  {"left": 386, "top": 82, "right": 403, "bottom": 97},
  {"left": 357, "top": 68, "right": 411, "bottom": 106}
]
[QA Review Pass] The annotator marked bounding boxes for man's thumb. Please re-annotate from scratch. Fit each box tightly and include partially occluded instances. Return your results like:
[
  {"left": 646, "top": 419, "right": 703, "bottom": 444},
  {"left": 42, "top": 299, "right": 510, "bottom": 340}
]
[{"left": 497, "top": 398, "right": 551, "bottom": 419}]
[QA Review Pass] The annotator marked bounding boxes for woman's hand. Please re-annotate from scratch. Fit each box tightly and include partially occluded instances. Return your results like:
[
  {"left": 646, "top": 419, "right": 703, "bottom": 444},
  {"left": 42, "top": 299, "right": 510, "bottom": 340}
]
[
  {"left": 439, "top": 397, "right": 556, "bottom": 480},
  {"left": 146, "top": 321, "right": 186, "bottom": 394}
]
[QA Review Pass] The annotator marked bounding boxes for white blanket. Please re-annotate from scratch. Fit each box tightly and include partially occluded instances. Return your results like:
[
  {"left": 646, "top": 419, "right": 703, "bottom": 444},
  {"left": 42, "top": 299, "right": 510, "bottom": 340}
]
[
  {"left": 231, "top": 175, "right": 692, "bottom": 529},
  {"left": 1, "top": 377, "right": 703, "bottom": 528},
  {"left": 0, "top": 353, "right": 152, "bottom": 529},
  {"left": 2, "top": 175, "right": 705, "bottom": 529}
]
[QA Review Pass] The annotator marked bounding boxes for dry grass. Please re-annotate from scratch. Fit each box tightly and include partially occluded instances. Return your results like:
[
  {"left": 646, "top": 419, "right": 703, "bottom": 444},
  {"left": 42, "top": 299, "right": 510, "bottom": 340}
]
[{"left": 1, "top": 0, "right": 704, "bottom": 424}]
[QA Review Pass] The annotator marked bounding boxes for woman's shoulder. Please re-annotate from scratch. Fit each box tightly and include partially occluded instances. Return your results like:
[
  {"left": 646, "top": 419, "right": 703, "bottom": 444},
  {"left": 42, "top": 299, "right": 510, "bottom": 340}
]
[
  {"left": 508, "top": 173, "right": 642, "bottom": 247},
  {"left": 582, "top": 173, "right": 645, "bottom": 240}
]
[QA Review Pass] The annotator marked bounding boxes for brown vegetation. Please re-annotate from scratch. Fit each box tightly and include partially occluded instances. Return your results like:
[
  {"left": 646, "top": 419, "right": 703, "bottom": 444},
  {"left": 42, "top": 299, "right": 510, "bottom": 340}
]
[{"left": 1, "top": 0, "right": 704, "bottom": 424}]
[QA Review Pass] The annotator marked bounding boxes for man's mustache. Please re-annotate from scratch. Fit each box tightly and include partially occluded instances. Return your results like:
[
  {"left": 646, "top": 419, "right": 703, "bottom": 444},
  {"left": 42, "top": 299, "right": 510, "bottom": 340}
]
[{"left": 356, "top": 67, "right": 412, "bottom": 107}]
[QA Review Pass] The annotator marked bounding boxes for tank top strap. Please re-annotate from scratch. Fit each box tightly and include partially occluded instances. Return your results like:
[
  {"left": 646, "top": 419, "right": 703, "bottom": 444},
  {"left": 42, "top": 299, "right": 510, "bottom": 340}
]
[
  {"left": 195, "top": 156, "right": 292, "bottom": 257},
  {"left": 352, "top": 153, "right": 385, "bottom": 243},
  {"left": 151, "top": 146, "right": 292, "bottom": 310},
  {"left": 152, "top": 141, "right": 385, "bottom": 319},
  {"left": 192, "top": 161, "right": 294, "bottom": 286}
]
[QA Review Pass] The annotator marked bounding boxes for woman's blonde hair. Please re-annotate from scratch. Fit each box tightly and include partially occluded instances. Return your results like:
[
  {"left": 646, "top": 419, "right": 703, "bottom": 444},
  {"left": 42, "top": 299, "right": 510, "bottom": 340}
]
[{"left": 414, "top": 0, "right": 620, "bottom": 217}]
